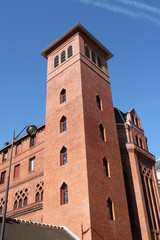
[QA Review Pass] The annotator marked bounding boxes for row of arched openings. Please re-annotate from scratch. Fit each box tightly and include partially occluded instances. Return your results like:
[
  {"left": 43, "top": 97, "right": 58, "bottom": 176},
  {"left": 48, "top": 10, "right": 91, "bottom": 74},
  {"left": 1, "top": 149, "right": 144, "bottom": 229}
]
[
  {"left": 54, "top": 46, "right": 73, "bottom": 68},
  {"left": 85, "top": 44, "right": 102, "bottom": 69}
]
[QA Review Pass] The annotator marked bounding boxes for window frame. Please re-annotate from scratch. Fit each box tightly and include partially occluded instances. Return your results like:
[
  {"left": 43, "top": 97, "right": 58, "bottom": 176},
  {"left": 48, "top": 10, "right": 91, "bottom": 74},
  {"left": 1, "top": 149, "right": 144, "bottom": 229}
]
[
  {"left": 14, "top": 164, "right": 20, "bottom": 179},
  {"left": 29, "top": 157, "right": 35, "bottom": 172},
  {"left": 60, "top": 147, "right": 67, "bottom": 166},
  {"left": 2, "top": 150, "right": 8, "bottom": 162},
  {"left": 60, "top": 116, "right": 67, "bottom": 133},
  {"left": 92, "top": 51, "right": 96, "bottom": 64},
  {"left": 30, "top": 135, "right": 36, "bottom": 147},
  {"left": 85, "top": 45, "right": 90, "bottom": 58},
  {"left": 0, "top": 171, "right": 6, "bottom": 184},
  {"left": 61, "top": 183, "right": 68, "bottom": 205},
  {"left": 61, "top": 50, "right": 66, "bottom": 63},
  {"left": 54, "top": 55, "right": 59, "bottom": 68},
  {"left": 15, "top": 142, "right": 22, "bottom": 155},
  {"left": 60, "top": 89, "right": 66, "bottom": 104},
  {"left": 68, "top": 45, "right": 73, "bottom": 58}
]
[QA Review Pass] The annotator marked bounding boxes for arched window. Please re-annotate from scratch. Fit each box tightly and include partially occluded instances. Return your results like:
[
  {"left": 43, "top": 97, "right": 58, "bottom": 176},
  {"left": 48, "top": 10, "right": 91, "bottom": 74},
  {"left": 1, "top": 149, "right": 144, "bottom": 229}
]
[
  {"left": 19, "top": 199, "right": 22, "bottom": 208},
  {"left": 14, "top": 200, "right": 18, "bottom": 210},
  {"left": 92, "top": 51, "right": 96, "bottom": 64},
  {"left": 103, "top": 157, "right": 110, "bottom": 177},
  {"left": 68, "top": 46, "right": 73, "bottom": 58},
  {"left": 60, "top": 147, "right": 67, "bottom": 165},
  {"left": 85, "top": 45, "right": 90, "bottom": 58},
  {"left": 24, "top": 197, "right": 28, "bottom": 207},
  {"left": 61, "top": 51, "right": 66, "bottom": 63},
  {"left": 54, "top": 55, "right": 59, "bottom": 68},
  {"left": 97, "top": 56, "right": 102, "bottom": 68},
  {"left": 96, "top": 95, "right": 102, "bottom": 110},
  {"left": 107, "top": 197, "right": 114, "bottom": 221},
  {"left": 61, "top": 183, "right": 68, "bottom": 205},
  {"left": 99, "top": 124, "right": 106, "bottom": 141},
  {"left": 60, "top": 89, "right": 66, "bottom": 104},
  {"left": 60, "top": 116, "right": 67, "bottom": 132},
  {"left": 35, "top": 192, "right": 40, "bottom": 203}
]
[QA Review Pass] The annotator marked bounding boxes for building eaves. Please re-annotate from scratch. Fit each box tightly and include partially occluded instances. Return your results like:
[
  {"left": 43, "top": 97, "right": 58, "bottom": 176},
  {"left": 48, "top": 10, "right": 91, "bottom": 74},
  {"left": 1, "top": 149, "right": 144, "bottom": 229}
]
[
  {"left": 0, "top": 217, "right": 79, "bottom": 240},
  {"left": 0, "top": 123, "right": 45, "bottom": 153},
  {"left": 41, "top": 23, "right": 113, "bottom": 60}
]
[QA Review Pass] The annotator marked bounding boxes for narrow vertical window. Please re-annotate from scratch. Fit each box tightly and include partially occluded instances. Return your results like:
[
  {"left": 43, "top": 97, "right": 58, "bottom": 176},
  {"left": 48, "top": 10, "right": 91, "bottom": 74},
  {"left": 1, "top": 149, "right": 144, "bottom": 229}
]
[
  {"left": 54, "top": 55, "right": 59, "bottom": 68},
  {"left": 61, "top": 51, "right": 66, "bottom": 63},
  {"left": 2, "top": 150, "right": 8, "bottom": 162},
  {"left": 41, "top": 191, "right": 43, "bottom": 201},
  {"left": 99, "top": 124, "right": 106, "bottom": 141},
  {"left": 85, "top": 45, "right": 90, "bottom": 58},
  {"left": 14, "top": 200, "right": 18, "bottom": 210},
  {"left": 68, "top": 46, "right": 73, "bottom": 58},
  {"left": 107, "top": 197, "right": 114, "bottom": 221},
  {"left": 139, "top": 138, "right": 143, "bottom": 148},
  {"left": 136, "top": 135, "right": 139, "bottom": 146},
  {"left": 0, "top": 206, "right": 2, "bottom": 215},
  {"left": 92, "top": 51, "right": 96, "bottom": 63},
  {"left": 29, "top": 157, "right": 35, "bottom": 172},
  {"left": 96, "top": 95, "right": 102, "bottom": 110},
  {"left": 0, "top": 171, "right": 6, "bottom": 184},
  {"left": 61, "top": 183, "right": 68, "bottom": 205},
  {"left": 30, "top": 135, "right": 36, "bottom": 147},
  {"left": 103, "top": 158, "right": 110, "bottom": 177},
  {"left": 19, "top": 199, "right": 22, "bottom": 208},
  {"left": 15, "top": 143, "right": 21, "bottom": 155},
  {"left": 60, "top": 89, "right": 66, "bottom": 104},
  {"left": 14, "top": 164, "right": 20, "bottom": 179},
  {"left": 60, "top": 147, "right": 67, "bottom": 165},
  {"left": 131, "top": 115, "right": 134, "bottom": 124},
  {"left": 97, "top": 56, "right": 102, "bottom": 68},
  {"left": 60, "top": 116, "right": 67, "bottom": 132},
  {"left": 35, "top": 192, "right": 40, "bottom": 203},
  {"left": 135, "top": 117, "right": 139, "bottom": 126},
  {"left": 24, "top": 197, "right": 28, "bottom": 207}
]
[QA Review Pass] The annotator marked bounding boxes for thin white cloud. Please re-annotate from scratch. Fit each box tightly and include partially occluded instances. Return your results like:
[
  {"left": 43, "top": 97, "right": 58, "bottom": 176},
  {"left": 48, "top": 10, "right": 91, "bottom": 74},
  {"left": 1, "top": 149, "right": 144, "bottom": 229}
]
[
  {"left": 74, "top": 0, "right": 160, "bottom": 26},
  {"left": 114, "top": 0, "right": 160, "bottom": 15}
]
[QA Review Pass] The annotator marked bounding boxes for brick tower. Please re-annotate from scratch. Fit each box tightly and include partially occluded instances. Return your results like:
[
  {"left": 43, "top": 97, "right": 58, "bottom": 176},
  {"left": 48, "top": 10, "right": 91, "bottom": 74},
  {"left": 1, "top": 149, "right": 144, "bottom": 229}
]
[
  {"left": 115, "top": 108, "right": 160, "bottom": 240},
  {"left": 41, "top": 24, "right": 132, "bottom": 240}
]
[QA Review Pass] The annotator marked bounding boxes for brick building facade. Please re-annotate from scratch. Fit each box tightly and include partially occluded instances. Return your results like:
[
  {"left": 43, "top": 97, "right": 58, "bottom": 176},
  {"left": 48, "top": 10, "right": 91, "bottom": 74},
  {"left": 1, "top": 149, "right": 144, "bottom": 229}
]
[{"left": 0, "top": 24, "right": 159, "bottom": 240}]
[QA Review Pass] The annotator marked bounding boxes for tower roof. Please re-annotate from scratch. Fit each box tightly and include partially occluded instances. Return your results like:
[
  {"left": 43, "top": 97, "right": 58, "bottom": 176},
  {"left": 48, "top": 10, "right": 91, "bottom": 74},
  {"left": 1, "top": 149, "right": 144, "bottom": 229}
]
[{"left": 41, "top": 23, "right": 113, "bottom": 60}]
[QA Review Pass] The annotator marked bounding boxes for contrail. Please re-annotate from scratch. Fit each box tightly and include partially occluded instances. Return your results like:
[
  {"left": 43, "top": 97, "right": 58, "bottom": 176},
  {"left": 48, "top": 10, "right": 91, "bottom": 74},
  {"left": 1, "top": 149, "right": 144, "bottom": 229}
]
[
  {"left": 114, "top": 0, "right": 160, "bottom": 15},
  {"left": 74, "top": 0, "right": 160, "bottom": 26}
]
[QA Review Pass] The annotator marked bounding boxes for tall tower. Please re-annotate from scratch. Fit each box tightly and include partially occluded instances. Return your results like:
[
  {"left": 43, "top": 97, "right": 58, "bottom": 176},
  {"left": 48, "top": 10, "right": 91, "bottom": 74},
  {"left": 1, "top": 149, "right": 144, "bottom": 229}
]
[{"left": 41, "top": 24, "right": 132, "bottom": 240}]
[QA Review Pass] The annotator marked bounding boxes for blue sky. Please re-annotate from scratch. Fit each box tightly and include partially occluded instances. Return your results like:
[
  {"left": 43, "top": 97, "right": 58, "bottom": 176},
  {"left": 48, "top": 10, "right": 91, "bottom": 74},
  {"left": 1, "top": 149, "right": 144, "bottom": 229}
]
[{"left": 0, "top": 0, "right": 160, "bottom": 159}]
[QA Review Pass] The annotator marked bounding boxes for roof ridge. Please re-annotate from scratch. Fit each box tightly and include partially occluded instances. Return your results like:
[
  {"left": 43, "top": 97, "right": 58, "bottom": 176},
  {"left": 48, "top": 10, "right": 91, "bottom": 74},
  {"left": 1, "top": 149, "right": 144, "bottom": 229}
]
[{"left": 12, "top": 217, "right": 62, "bottom": 229}]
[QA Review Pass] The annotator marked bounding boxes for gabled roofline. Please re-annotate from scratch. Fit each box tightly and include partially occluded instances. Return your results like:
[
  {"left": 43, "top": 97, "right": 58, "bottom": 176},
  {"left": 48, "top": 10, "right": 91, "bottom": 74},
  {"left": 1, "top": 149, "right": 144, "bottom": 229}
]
[{"left": 41, "top": 23, "right": 113, "bottom": 60}]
